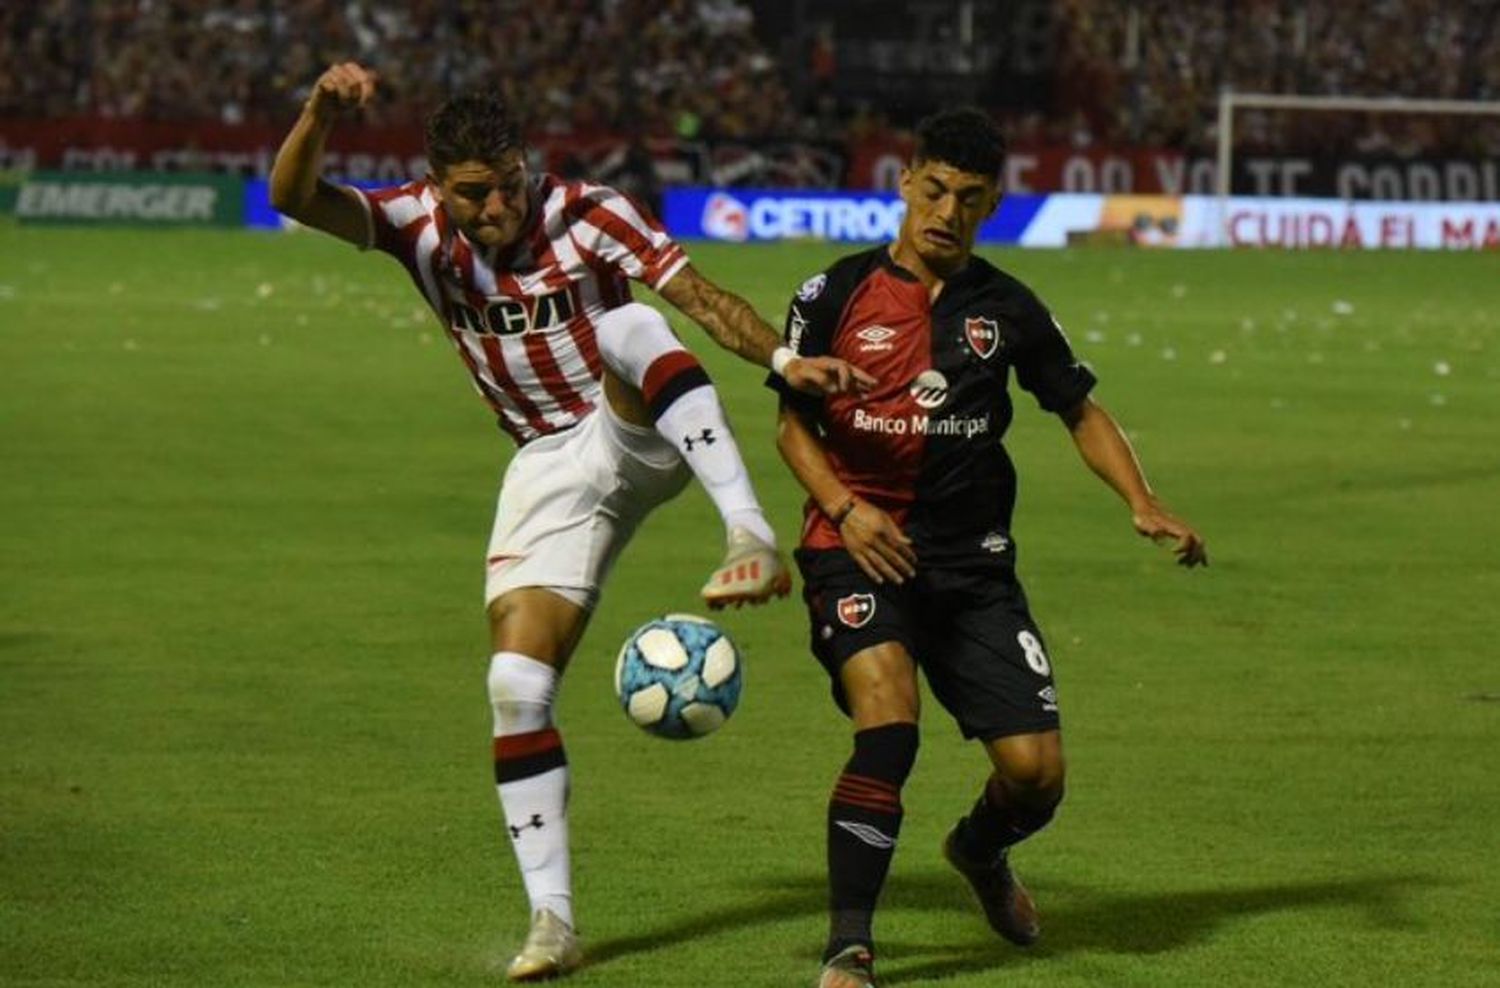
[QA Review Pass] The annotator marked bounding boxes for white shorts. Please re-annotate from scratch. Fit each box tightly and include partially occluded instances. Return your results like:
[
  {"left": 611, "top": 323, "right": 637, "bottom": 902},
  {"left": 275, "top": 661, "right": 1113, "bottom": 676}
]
[{"left": 484, "top": 401, "right": 691, "bottom": 611}]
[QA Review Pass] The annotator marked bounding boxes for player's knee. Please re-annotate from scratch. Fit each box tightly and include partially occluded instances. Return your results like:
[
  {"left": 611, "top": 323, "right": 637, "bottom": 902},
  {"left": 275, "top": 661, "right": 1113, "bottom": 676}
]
[
  {"left": 487, "top": 651, "right": 559, "bottom": 733},
  {"left": 847, "top": 674, "right": 920, "bottom": 726},
  {"left": 594, "top": 301, "right": 684, "bottom": 385},
  {"left": 993, "top": 739, "right": 1066, "bottom": 802}
]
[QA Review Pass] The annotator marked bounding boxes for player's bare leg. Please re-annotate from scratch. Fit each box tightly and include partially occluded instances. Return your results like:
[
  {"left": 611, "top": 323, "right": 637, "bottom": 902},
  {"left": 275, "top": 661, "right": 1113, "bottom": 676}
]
[
  {"left": 943, "top": 729, "right": 1065, "bottom": 946},
  {"left": 488, "top": 587, "right": 591, "bottom": 667},
  {"left": 599, "top": 361, "right": 790, "bottom": 610},
  {"left": 487, "top": 588, "right": 592, "bottom": 980}
]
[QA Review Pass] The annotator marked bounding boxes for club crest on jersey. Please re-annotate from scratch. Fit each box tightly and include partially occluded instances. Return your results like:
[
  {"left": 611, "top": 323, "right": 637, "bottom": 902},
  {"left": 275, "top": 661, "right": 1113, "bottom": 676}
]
[
  {"left": 964, "top": 316, "right": 1001, "bottom": 359},
  {"left": 836, "top": 593, "right": 876, "bottom": 629}
]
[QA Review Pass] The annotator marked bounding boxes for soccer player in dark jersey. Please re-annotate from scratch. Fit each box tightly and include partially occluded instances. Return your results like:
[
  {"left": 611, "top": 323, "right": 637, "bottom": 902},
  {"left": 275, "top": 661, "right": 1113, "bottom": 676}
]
[{"left": 771, "top": 108, "right": 1208, "bottom": 988}]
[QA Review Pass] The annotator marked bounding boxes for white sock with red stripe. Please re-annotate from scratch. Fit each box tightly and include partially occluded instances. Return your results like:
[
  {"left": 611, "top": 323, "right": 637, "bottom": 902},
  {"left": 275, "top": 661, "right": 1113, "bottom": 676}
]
[
  {"left": 595, "top": 303, "right": 776, "bottom": 547},
  {"left": 489, "top": 652, "right": 573, "bottom": 928}
]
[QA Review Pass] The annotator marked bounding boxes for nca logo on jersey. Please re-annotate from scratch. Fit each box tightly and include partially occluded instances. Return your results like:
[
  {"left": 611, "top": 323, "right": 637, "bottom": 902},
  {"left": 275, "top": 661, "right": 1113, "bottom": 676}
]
[
  {"left": 964, "top": 316, "right": 1001, "bottom": 359},
  {"left": 702, "top": 192, "right": 750, "bottom": 242},
  {"left": 450, "top": 287, "right": 577, "bottom": 337},
  {"left": 836, "top": 593, "right": 876, "bottom": 629}
]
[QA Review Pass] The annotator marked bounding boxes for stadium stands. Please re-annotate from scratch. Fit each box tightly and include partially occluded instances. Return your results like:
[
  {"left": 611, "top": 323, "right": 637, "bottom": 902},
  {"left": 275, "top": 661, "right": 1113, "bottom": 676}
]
[
  {"left": 1052, "top": 0, "right": 1500, "bottom": 156},
  {"left": 1, "top": 0, "right": 1496, "bottom": 191},
  {"left": 2, "top": 1, "right": 1494, "bottom": 150},
  {"left": 0, "top": 0, "right": 799, "bottom": 138}
]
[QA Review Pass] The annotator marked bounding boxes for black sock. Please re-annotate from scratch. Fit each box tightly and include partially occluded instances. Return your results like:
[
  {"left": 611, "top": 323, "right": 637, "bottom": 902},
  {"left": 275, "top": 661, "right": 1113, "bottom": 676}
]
[
  {"left": 825, "top": 722, "right": 919, "bottom": 959},
  {"left": 955, "top": 775, "right": 1062, "bottom": 863}
]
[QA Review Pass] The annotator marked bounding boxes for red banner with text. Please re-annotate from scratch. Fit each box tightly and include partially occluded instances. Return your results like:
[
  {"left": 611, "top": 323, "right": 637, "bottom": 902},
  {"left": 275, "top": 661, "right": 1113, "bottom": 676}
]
[{"left": 2, "top": 118, "right": 1496, "bottom": 200}]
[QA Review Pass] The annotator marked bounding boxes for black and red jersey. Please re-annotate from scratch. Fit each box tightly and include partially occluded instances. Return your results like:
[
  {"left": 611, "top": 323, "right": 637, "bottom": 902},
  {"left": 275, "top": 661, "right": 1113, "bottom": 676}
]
[{"left": 771, "top": 247, "right": 1096, "bottom": 559}]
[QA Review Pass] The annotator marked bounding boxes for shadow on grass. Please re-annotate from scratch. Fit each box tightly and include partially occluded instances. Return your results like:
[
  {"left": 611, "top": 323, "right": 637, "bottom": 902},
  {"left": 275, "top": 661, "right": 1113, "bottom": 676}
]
[
  {"left": 585, "top": 884, "right": 823, "bottom": 967},
  {"left": 877, "top": 872, "right": 1432, "bottom": 984},
  {"left": 586, "top": 869, "right": 1432, "bottom": 984}
]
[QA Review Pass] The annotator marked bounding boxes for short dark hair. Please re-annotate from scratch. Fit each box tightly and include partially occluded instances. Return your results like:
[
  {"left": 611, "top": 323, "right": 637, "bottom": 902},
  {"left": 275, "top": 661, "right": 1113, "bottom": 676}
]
[
  {"left": 913, "top": 107, "right": 1007, "bottom": 179},
  {"left": 425, "top": 93, "right": 522, "bottom": 173}
]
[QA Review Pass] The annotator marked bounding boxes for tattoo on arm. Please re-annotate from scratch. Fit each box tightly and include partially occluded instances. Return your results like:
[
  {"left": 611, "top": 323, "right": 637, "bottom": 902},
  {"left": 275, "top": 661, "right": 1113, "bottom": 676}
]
[{"left": 663, "top": 266, "right": 779, "bottom": 367}]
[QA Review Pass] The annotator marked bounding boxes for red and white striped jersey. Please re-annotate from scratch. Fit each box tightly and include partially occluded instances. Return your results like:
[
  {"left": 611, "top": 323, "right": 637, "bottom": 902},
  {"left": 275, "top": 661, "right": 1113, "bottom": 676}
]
[{"left": 353, "top": 174, "right": 689, "bottom": 444}]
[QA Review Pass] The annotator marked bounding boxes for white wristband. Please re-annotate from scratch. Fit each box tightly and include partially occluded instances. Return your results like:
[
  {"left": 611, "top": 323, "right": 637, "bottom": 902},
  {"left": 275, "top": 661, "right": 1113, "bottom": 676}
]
[{"left": 771, "top": 346, "right": 797, "bottom": 378}]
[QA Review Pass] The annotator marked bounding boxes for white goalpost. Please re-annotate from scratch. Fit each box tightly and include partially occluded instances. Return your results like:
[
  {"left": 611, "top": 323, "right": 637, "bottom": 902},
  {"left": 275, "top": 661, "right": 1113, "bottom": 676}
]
[{"left": 1215, "top": 90, "right": 1500, "bottom": 201}]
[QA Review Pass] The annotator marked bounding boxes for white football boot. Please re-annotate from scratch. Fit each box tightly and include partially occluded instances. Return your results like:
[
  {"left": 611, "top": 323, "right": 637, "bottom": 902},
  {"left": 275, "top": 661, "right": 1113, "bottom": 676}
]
[
  {"left": 506, "top": 908, "right": 581, "bottom": 982},
  {"left": 700, "top": 526, "right": 792, "bottom": 609},
  {"left": 817, "top": 944, "right": 877, "bottom": 988}
]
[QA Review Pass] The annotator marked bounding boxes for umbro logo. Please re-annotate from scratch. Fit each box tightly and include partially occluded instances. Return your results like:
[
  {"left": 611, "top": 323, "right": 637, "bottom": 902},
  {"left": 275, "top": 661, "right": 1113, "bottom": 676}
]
[
  {"left": 1038, "top": 685, "right": 1058, "bottom": 711},
  {"left": 835, "top": 819, "right": 896, "bottom": 849},
  {"left": 683, "top": 428, "right": 716, "bottom": 451},
  {"left": 856, "top": 325, "right": 897, "bottom": 352},
  {"left": 980, "top": 532, "right": 1010, "bottom": 554}
]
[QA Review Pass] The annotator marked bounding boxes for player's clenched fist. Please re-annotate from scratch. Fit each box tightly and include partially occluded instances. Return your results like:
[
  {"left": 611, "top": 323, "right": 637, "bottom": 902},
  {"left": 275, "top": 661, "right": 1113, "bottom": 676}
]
[{"left": 307, "top": 62, "right": 378, "bottom": 120}]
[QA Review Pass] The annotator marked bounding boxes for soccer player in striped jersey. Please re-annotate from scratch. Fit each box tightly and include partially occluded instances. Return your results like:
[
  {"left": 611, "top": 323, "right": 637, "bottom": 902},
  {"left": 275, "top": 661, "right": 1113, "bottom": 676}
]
[{"left": 269, "top": 62, "right": 873, "bottom": 981}]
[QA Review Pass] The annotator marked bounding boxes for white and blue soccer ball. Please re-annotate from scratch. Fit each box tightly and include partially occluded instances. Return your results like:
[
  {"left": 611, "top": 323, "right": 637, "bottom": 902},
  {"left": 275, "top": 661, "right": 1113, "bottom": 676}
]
[{"left": 614, "top": 614, "right": 742, "bottom": 740}]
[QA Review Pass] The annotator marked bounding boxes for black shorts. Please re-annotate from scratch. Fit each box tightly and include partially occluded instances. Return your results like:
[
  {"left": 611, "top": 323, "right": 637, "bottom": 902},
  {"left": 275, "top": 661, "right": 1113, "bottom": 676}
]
[{"left": 796, "top": 547, "right": 1061, "bottom": 741}]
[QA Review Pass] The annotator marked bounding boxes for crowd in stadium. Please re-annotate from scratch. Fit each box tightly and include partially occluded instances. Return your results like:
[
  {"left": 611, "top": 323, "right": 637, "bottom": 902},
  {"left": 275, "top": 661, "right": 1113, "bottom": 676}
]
[
  {"left": 1054, "top": 0, "right": 1500, "bottom": 154},
  {"left": 3, "top": 0, "right": 1498, "bottom": 156},
  {"left": 0, "top": 0, "right": 801, "bottom": 139}
]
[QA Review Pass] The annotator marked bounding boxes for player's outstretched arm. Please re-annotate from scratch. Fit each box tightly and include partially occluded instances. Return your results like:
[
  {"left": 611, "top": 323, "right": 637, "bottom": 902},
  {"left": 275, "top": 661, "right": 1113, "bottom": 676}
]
[
  {"left": 269, "top": 62, "right": 379, "bottom": 248},
  {"left": 1061, "top": 397, "right": 1208, "bottom": 567},
  {"left": 659, "top": 266, "right": 875, "bottom": 396},
  {"left": 776, "top": 405, "right": 916, "bottom": 584}
]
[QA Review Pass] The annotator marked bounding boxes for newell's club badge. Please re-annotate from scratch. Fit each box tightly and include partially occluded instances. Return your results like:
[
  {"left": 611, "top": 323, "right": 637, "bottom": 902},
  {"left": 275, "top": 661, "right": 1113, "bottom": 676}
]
[
  {"left": 836, "top": 593, "right": 876, "bottom": 629},
  {"left": 964, "top": 316, "right": 1000, "bottom": 359}
]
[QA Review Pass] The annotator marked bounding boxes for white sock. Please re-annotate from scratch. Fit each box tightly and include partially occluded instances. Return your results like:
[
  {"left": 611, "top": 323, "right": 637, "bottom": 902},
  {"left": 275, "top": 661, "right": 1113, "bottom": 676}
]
[
  {"left": 489, "top": 651, "right": 573, "bottom": 928},
  {"left": 594, "top": 302, "right": 775, "bottom": 547},
  {"left": 654, "top": 385, "right": 775, "bottom": 545}
]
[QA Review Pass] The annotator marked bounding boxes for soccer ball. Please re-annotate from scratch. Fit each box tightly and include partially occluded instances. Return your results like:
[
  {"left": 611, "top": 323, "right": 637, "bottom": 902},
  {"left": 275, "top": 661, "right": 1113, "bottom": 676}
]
[{"left": 614, "top": 614, "right": 742, "bottom": 739}]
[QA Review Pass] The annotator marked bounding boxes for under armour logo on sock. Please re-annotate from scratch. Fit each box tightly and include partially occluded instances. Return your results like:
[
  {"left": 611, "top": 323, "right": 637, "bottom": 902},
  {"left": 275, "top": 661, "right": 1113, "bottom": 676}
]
[
  {"left": 508, "top": 814, "right": 545, "bottom": 839},
  {"left": 682, "top": 427, "right": 716, "bottom": 451}
]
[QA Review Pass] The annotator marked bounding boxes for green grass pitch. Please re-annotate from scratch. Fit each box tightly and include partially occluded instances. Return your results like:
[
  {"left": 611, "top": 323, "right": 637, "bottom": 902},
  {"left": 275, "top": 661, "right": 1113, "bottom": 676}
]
[{"left": 3, "top": 225, "right": 1499, "bottom": 987}]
